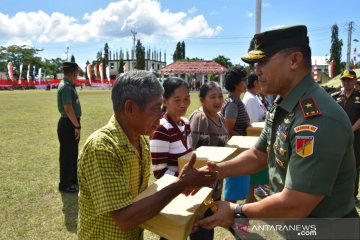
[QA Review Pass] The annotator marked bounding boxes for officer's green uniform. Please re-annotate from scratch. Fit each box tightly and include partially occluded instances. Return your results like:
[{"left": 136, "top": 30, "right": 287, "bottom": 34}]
[
  {"left": 254, "top": 75, "right": 356, "bottom": 217},
  {"left": 57, "top": 78, "right": 81, "bottom": 118},
  {"left": 57, "top": 69, "right": 82, "bottom": 192},
  {"left": 241, "top": 25, "right": 356, "bottom": 218}
]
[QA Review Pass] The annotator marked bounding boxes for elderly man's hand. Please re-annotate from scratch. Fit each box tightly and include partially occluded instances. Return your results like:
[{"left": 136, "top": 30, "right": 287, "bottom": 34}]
[
  {"left": 177, "top": 153, "right": 218, "bottom": 195},
  {"left": 197, "top": 201, "right": 236, "bottom": 229}
]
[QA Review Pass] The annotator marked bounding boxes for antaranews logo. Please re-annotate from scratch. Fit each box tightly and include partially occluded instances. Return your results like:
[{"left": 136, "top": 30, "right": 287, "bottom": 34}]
[{"left": 251, "top": 223, "right": 317, "bottom": 236}]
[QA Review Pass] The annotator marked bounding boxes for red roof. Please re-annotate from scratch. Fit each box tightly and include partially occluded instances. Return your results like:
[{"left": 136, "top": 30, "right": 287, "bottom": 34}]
[{"left": 159, "top": 60, "right": 228, "bottom": 74}]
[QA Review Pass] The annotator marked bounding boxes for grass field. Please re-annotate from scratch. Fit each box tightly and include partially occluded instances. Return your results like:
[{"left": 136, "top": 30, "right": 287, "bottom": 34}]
[{"left": 0, "top": 89, "right": 358, "bottom": 240}]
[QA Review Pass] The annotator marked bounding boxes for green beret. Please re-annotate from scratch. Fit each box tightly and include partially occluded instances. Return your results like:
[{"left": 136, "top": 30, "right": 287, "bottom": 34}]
[
  {"left": 340, "top": 69, "right": 357, "bottom": 79},
  {"left": 63, "top": 62, "right": 84, "bottom": 76},
  {"left": 241, "top": 25, "right": 309, "bottom": 64}
]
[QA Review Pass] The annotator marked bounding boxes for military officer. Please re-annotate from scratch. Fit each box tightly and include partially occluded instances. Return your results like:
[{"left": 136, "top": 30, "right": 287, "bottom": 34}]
[
  {"left": 333, "top": 69, "right": 360, "bottom": 204},
  {"left": 195, "top": 25, "right": 359, "bottom": 238},
  {"left": 57, "top": 61, "right": 84, "bottom": 193}
]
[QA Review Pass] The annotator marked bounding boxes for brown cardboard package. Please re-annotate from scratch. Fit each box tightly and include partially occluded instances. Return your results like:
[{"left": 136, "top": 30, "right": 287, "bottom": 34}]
[
  {"left": 226, "top": 136, "right": 259, "bottom": 153},
  {"left": 246, "top": 121, "right": 265, "bottom": 136},
  {"left": 178, "top": 146, "right": 238, "bottom": 171},
  {"left": 133, "top": 174, "right": 213, "bottom": 240}
]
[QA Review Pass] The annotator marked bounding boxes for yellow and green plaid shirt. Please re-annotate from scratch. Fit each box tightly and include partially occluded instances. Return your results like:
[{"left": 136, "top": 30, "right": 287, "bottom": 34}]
[{"left": 77, "top": 115, "right": 150, "bottom": 240}]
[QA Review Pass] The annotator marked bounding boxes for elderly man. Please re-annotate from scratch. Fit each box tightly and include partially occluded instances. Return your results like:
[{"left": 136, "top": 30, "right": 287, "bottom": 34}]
[
  {"left": 77, "top": 70, "right": 217, "bottom": 240},
  {"left": 196, "top": 26, "right": 359, "bottom": 238},
  {"left": 333, "top": 69, "right": 360, "bottom": 204}
]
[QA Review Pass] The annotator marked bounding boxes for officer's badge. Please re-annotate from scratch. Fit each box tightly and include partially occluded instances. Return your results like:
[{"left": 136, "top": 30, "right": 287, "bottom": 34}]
[
  {"left": 294, "top": 124, "right": 318, "bottom": 133},
  {"left": 296, "top": 136, "right": 314, "bottom": 157},
  {"left": 355, "top": 96, "right": 360, "bottom": 104},
  {"left": 254, "top": 37, "right": 261, "bottom": 46},
  {"left": 299, "top": 97, "right": 321, "bottom": 118}
]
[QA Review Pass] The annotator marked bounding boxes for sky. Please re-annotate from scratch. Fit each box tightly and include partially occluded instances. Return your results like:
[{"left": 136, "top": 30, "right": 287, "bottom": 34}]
[{"left": 1, "top": 0, "right": 360, "bottom": 71}]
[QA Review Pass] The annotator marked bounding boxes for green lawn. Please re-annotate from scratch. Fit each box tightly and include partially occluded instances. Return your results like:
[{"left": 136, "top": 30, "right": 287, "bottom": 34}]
[{"left": 0, "top": 89, "right": 358, "bottom": 240}]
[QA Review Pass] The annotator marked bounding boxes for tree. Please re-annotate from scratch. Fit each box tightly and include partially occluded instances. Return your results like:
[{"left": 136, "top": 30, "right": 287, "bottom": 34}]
[
  {"left": 181, "top": 41, "right": 185, "bottom": 59},
  {"left": 173, "top": 41, "right": 186, "bottom": 61},
  {"left": 134, "top": 40, "right": 145, "bottom": 70},
  {"left": 85, "top": 60, "right": 90, "bottom": 80},
  {"left": 0, "top": 45, "right": 43, "bottom": 78},
  {"left": 70, "top": 54, "right": 75, "bottom": 63},
  {"left": 330, "top": 24, "right": 343, "bottom": 76},
  {"left": 104, "top": 43, "right": 109, "bottom": 65},
  {"left": 118, "top": 58, "right": 125, "bottom": 73},
  {"left": 213, "top": 55, "right": 233, "bottom": 68}
]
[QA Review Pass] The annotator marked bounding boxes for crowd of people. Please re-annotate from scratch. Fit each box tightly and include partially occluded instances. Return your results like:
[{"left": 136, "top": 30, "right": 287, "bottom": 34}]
[{"left": 56, "top": 25, "right": 359, "bottom": 240}]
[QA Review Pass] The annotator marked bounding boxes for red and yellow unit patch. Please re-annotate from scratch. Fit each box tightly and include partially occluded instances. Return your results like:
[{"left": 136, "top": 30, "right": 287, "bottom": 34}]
[{"left": 296, "top": 136, "right": 314, "bottom": 157}]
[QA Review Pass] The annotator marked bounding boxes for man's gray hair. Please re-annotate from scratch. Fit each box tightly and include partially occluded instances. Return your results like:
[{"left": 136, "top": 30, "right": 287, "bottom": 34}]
[{"left": 111, "top": 70, "right": 164, "bottom": 112}]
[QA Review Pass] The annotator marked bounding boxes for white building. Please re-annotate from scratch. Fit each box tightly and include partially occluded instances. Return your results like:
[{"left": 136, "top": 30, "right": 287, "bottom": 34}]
[
  {"left": 312, "top": 56, "right": 329, "bottom": 75},
  {"left": 108, "top": 48, "right": 166, "bottom": 79}
]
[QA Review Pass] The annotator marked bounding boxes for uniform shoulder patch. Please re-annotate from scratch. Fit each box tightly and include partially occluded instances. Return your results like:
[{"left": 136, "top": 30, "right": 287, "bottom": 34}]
[{"left": 299, "top": 97, "right": 322, "bottom": 118}]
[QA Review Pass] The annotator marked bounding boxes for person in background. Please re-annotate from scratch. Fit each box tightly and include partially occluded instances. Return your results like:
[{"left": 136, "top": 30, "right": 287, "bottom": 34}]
[
  {"left": 189, "top": 81, "right": 229, "bottom": 240},
  {"left": 150, "top": 78, "right": 192, "bottom": 179},
  {"left": 242, "top": 73, "right": 269, "bottom": 203},
  {"left": 333, "top": 69, "right": 360, "bottom": 204},
  {"left": 196, "top": 25, "right": 358, "bottom": 239},
  {"left": 57, "top": 61, "right": 84, "bottom": 193},
  {"left": 77, "top": 71, "right": 217, "bottom": 240},
  {"left": 220, "top": 66, "right": 251, "bottom": 203}
]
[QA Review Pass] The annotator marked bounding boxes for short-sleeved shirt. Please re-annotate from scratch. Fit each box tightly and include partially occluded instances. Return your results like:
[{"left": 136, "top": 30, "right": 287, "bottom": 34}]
[
  {"left": 77, "top": 115, "right": 150, "bottom": 240},
  {"left": 221, "top": 95, "right": 250, "bottom": 136},
  {"left": 189, "top": 108, "right": 229, "bottom": 149},
  {"left": 57, "top": 78, "right": 81, "bottom": 118},
  {"left": 255, "top": 75, "right": 356, "bottom": 217}
]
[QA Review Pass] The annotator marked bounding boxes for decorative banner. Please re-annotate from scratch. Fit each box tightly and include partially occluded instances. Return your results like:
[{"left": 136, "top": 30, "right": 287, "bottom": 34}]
[
  {"left": 106, "top": 66, "right": 110, "bottom": 82},
  {"left": 93, "top": 63, "right": 98, "bottom": 80},
  {"left": 354, "top": 47, "right": 357, "bottom": 67},
  {"left": 328, "top": 60, "right": 334, "bottom": 78},
  {"left": 19, "top": 63, "right": 23, "bottom": 84},
  {"left": 7, "top": 62, "right": 14, "bottom": 80},
  {"left": 27, "top": 64, "right": 30, "bottom": 83},
  {"left": 313, "top": 60, "right": 318, "bottom": 82},
  {"left": 99, "top": 62, "right": 104, "bottom": 85},
  {"left": 33, "top": 65, "right": 36, "bottom": 79},
  {"left": 38, "top": 68, "right": 42, "bottom": 83},
  {"left": 87, "top": 64, "right": 92, "bottom": 84}
]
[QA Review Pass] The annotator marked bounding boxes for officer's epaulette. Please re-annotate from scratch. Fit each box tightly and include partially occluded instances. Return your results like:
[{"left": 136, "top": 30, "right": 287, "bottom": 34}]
[
  {"left": 299, "top": 97, "right": 322, "bottom": 118},
  {"left": 330, "top": 90, "right": 341, "bottom": 97}
]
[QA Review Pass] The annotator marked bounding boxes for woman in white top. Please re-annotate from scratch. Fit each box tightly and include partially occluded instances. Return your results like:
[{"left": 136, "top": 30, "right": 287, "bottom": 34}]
[{"left": 243, "top": 73, "right": 269, "bottom": 203}]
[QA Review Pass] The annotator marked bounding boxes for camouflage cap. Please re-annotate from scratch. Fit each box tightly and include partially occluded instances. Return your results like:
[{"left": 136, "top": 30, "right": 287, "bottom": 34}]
[
  {"left": 241, "top": 25, "right": 309, "bottom": 64},
  {"left": 340, "top": 69, "right": 357, "bottom": 79},
  {"left": 63, "top": 62, "right": 84, "bottom": 76}
]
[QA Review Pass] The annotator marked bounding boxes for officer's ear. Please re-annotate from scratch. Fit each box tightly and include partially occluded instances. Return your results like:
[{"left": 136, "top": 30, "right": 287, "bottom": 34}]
[{"left": 289, "top": 51, "right": 303, "bottom": 70}]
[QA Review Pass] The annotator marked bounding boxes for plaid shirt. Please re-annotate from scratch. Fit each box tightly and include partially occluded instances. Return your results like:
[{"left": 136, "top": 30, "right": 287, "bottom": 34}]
[{"left": 77, "top": 115, "right": 150, "bottom": 239}]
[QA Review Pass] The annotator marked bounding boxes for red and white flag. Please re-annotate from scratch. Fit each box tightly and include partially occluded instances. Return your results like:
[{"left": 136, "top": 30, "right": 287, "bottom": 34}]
[
  {"left": 87, "top": 64, "right": 92, "bottom": 84},
  {"left": 26, "top": 64, "right": 30, "bottom": 83},
  {"left": 7, "top": 62, "right": 14, "bottom": 81},
  {"left": 19, "top": 63, "right": 23, "bottom": 84},
  {"left": 99, "top": 63, "right": 104, "bottom": 85},
  {"left": 313, "top": 60, "right": 318, "bottom": 82},
  {"left": 354, "top": 48, "right": 357, "bottom": 66}
]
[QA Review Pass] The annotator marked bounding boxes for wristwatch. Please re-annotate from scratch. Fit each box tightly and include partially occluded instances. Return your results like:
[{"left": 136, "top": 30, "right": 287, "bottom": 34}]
[{"left": 234, "top": 204, "right": 247, "bottom": 218}]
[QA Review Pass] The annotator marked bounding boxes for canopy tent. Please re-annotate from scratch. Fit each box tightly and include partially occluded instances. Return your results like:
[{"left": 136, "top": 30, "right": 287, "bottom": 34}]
[{"left": 159, "top": 60, "right": 229, "bottom": 88}]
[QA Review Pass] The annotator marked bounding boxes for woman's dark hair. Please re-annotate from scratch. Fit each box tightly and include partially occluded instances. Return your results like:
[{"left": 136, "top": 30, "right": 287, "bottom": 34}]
[
  {"left": 224, "top": 65, "right": 247, "bottom": 92},
  {"left": 199, "top": 81, "right": 221, "bottom": 98},
  {"left": 162, "top": 77, "right": 190, "bottom": 99},
  {"left": 247, "top": 73, "right": 258, "bottom": 89}
]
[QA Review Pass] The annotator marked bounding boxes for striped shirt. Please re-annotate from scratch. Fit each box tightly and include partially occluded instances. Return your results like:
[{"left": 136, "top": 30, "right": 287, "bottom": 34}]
[
  {"left": 221, "top": 95, "right": 250, "bottom": 136},
  {"left": 150, "top": 113, "right": 192, "bottom": 179}
]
